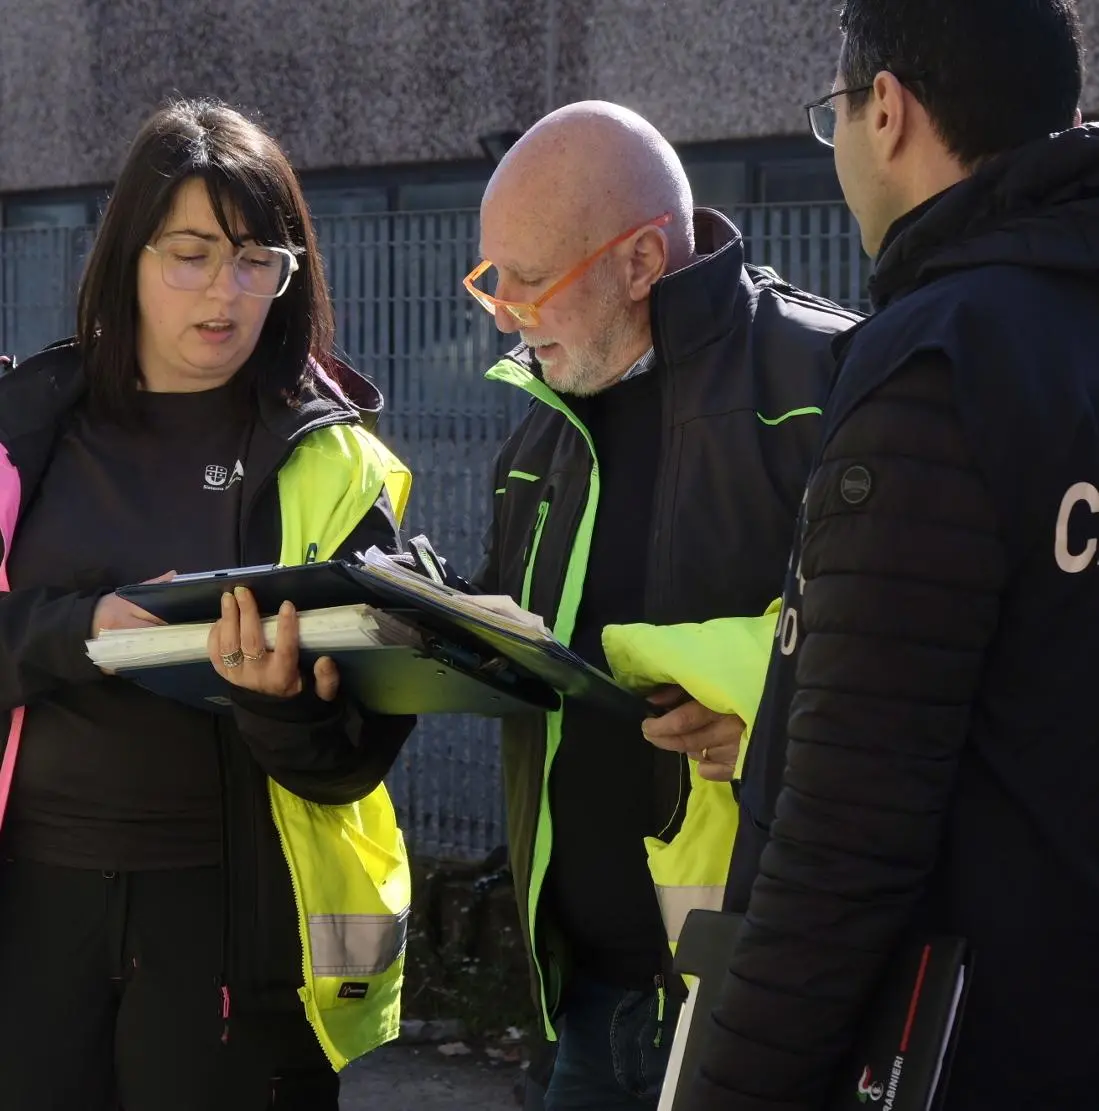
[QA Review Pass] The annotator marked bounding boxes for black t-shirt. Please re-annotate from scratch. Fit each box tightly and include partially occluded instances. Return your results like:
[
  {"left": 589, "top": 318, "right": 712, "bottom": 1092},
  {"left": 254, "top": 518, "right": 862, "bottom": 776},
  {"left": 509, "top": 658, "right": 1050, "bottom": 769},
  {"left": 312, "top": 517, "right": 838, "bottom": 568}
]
[
  {"left": 543, "top": 365, "right": 669, "bottom": 990},
  {"left": 4, "top": 383, "right": 251, "bottom": 869}
]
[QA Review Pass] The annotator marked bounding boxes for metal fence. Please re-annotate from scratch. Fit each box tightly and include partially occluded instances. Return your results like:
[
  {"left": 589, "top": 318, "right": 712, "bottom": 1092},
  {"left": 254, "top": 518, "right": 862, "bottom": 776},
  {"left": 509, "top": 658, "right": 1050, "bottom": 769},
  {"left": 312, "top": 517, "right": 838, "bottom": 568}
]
[{"left": 0, "top": 204, "right": 871, "bottom": 860}]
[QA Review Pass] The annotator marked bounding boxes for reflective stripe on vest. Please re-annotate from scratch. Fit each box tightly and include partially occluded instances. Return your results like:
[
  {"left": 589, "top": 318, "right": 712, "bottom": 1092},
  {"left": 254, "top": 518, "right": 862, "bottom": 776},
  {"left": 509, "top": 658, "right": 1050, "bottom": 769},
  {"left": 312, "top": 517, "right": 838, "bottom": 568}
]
[
  {"left": 309, "top": 907, "right": 410, "bottom": 976},
  {"left": 272, "top": 423, "right": 413, "bottom": 1070},
  {"left": 655, "top": 883, "right": 726, "bottom": 945}
]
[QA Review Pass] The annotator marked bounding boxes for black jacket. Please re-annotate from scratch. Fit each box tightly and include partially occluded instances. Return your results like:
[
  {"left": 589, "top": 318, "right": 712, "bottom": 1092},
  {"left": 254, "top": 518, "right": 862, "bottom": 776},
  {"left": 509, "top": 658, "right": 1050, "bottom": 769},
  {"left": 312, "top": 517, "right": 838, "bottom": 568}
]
[
  {"left": 475, "top": 210, "right": 860, "bottom": 1019},
  {"left": 0, "top": 342, "right": 415, "bottom": 1045},
  {"left": 690, "top": 126, "right": 1099, "bottom": 1110}
]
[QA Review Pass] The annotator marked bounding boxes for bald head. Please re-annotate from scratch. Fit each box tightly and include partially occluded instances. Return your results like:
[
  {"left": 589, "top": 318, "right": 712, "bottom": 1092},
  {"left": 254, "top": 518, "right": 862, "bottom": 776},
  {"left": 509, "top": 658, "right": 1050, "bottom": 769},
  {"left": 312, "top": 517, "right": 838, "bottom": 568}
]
[
  {"left": 477, "top": 102, "right": 695, "bottom": 397},
  {"left": 484, "top": 101, "right": 694, "bottom": 267}
]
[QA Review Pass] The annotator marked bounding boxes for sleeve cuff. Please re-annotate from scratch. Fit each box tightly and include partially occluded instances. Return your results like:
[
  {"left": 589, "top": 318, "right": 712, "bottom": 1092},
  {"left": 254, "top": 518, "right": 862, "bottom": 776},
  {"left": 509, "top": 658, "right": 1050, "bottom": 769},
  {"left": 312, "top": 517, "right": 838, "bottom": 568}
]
[
  {"left": 68, "top": 592, "right": 113, "bottom": 683},
  {"left": 229, "top": 684, "right": 342, "bottom": 725}
]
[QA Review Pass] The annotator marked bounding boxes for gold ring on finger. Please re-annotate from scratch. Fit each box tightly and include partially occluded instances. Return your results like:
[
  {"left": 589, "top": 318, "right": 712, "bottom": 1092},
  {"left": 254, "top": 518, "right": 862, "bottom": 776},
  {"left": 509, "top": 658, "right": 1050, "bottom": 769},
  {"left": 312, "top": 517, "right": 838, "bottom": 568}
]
[
  {"left": 221, "top": 649, "right": 245, "bottom": 669},
  {"left": 701, "top": 746, "right": 710, "bottom": 763},
  {"left": 242, "top": 649, "right": 265, "bottom": 662}
]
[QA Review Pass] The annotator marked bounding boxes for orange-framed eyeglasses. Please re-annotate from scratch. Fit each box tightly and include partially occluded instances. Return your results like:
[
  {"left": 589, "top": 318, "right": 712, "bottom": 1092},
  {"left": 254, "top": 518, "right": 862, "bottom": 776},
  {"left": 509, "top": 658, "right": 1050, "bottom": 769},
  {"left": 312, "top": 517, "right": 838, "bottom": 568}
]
[{"left": 463, "top": 211, "right": 674, "bottom": 328}]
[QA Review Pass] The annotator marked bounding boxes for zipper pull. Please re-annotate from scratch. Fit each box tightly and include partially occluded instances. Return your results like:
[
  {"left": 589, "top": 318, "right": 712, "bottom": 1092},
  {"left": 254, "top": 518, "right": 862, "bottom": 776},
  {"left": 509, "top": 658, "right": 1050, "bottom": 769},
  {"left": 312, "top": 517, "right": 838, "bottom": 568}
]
[{"left": 653, "top": 974, "right": 667, "bottom": 1048}]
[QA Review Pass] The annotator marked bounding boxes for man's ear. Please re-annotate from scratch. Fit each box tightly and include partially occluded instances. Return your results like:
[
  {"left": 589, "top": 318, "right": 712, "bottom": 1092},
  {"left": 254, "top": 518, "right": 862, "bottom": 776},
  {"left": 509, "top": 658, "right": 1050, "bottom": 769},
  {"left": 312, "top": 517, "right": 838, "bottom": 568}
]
[
  {"left": 627, "top": 228, "right": 669, "bottom": 303},
  {"left": 870, "top": 70, "right": 909, "bottom": 163}
]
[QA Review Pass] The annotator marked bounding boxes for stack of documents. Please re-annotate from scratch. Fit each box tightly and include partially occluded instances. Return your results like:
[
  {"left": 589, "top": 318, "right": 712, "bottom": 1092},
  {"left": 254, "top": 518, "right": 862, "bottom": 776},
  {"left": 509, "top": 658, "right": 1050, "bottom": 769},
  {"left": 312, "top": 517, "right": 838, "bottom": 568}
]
[
  {"left": 353, "top": 547, "right": 553, "bottom": 640},
  {"left": 86, "top": 604, "right": 400, "bottom": 671}
]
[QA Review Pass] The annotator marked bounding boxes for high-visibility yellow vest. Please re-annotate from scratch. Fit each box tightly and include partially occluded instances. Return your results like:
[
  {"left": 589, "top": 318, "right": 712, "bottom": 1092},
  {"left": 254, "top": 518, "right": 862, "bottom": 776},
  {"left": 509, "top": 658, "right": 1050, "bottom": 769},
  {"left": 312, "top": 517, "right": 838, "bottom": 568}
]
[
  {"left": 602, "top": 605, "right": 780, "bottom": 958},
  {"left": 269, "top": 422, "right": 413, "bottom": 1070}
]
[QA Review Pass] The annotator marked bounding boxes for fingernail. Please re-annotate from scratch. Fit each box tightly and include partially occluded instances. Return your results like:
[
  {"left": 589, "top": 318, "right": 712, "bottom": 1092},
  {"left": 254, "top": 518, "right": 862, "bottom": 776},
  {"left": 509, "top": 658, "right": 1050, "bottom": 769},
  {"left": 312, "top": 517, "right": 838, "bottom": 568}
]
[
  {"left": 234, "top": 585, "right": 248, "bottom": 599},
  {"left": 280, "top": 600, "right": 294, "bottom": 615},
  {"left": 221, "top": 591, "right": 232, "bottom": 607}
]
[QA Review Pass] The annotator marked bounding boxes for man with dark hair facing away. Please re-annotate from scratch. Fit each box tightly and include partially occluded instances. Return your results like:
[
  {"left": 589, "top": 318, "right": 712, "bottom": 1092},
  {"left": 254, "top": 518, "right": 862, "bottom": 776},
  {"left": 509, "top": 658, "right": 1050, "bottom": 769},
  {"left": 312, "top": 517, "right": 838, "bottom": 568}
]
[{"left": 677, "top": 2, "right": 1099, "bottom": 1109}]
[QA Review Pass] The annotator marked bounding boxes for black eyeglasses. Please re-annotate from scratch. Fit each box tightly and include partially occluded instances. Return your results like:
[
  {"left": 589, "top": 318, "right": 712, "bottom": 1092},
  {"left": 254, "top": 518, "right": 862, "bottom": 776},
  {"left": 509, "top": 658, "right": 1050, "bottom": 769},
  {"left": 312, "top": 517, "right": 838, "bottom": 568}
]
[{"left": 803, "top": 85, "right": 874, "bottom": 147}]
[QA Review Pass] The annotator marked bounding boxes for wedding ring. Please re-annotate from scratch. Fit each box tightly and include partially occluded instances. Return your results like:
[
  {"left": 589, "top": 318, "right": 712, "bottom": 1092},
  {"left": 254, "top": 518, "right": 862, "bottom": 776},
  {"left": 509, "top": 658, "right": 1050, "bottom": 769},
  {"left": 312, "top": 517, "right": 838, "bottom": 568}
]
[
  {"left": 221, "top": 649, "right": 245, "bottom": 669},
  {"left": 242, "top": 649, "right": 265, "bottom": 662}
]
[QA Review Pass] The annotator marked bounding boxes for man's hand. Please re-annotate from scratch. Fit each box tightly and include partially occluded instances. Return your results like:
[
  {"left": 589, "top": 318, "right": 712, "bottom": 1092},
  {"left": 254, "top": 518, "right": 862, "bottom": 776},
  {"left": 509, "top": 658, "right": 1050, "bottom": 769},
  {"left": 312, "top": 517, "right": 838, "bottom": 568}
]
[
  {"left": 91, "top": 571, "right": 175, "bottom": 637},
  {"left": 642, "top": 686, "right": 744, "bottom": 782},
  {"left": 208, "top": 586, "right": 340, "bottom": 701}
]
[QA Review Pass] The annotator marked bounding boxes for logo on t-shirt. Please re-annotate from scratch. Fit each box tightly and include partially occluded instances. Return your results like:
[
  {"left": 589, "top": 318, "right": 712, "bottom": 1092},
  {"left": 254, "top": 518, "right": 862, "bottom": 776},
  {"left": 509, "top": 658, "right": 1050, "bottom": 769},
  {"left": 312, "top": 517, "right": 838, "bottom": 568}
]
[{"left": 204, "top": 459, "right": 244, "bottom": 493}]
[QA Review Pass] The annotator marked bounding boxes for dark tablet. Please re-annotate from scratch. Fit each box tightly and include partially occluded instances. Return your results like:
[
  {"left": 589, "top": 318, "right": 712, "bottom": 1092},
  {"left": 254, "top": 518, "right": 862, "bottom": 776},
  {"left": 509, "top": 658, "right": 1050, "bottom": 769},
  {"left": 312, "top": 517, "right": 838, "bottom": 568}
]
[{"left": 119, "top": 562, "right": 378, "bottom": 624}]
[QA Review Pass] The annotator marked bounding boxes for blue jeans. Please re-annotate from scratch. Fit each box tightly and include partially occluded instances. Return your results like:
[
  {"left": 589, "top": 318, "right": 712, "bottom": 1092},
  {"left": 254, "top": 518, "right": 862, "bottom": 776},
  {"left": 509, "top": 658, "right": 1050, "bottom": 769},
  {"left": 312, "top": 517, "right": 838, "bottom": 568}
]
[{"left": 544, "top": 976, "right": 681, "bottom": 1111}]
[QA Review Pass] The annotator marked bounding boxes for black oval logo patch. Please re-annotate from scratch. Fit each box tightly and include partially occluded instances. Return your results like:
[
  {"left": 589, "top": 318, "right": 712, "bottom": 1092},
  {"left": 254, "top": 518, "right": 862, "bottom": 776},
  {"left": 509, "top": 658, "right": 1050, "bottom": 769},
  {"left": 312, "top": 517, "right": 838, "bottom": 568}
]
[{"left": 840, "top": 465, "right": 873, "bottom": 506}]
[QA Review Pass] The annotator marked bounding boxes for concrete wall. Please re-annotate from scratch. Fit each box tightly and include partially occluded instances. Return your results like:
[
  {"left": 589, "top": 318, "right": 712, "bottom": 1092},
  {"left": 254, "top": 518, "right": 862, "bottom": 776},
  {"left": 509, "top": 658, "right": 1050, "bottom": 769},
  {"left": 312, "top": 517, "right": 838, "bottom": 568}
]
[{"left": 2, "top": 0, "right": 1098, "bottom": 192}]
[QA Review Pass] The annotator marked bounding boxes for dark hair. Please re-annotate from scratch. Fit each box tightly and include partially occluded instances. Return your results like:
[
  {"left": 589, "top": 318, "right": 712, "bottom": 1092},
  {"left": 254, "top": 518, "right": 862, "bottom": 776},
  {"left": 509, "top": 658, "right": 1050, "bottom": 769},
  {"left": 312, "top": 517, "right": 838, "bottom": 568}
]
[
  {"left": 77, "top": 97, "right": 334, "bottom": 415},
  {"left": 839, "top": 0, "right": 1085, "bottom": 166}
]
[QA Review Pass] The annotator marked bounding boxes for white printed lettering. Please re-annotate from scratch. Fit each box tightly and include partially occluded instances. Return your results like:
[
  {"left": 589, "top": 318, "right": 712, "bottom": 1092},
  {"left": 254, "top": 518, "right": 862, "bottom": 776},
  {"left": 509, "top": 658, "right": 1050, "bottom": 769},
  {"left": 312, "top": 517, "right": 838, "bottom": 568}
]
[
  {"left": 779, "top": 605, "right": 798, "bottom": 656},
  {"left": 1055, "top": 481, "right": 1099, "bottom": 573}
]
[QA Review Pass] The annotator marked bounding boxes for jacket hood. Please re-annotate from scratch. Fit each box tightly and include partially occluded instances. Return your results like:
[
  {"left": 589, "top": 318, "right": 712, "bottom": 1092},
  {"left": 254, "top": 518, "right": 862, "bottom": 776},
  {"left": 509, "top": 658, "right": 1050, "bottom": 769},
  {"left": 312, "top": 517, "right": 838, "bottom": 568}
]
[
  {"left": 871, "top": 124, "right": 1099, "bottom": 309},
  {"left": 303, "top": 354, "right": 383, "bottom": 430}
]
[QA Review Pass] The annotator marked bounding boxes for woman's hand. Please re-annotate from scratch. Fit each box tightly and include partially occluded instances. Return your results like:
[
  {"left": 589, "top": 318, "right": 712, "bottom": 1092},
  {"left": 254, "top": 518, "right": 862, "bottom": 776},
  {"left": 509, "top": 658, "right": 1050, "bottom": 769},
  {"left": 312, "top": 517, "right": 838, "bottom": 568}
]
[
  {"left": 207, "top": 586, "right": 340, "bottom": 701},
  {"left": 91, "top": 570, "right": 176, "bottom": 637}
]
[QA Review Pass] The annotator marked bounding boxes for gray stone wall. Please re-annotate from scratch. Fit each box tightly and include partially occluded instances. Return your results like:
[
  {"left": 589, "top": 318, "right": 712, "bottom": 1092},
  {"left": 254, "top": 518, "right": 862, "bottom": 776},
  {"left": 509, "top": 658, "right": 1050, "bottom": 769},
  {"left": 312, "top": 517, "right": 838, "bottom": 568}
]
[{"left": 1, "top": 0, "right": 1097, "bottom": 192}]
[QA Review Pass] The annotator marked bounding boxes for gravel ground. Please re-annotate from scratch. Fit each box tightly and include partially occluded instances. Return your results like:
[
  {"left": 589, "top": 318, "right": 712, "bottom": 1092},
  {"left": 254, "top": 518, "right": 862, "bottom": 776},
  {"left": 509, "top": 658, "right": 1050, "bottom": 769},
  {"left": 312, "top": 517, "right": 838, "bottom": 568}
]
[{"left": 339, "top": 1045, "right": 523, "bottom": 1110}]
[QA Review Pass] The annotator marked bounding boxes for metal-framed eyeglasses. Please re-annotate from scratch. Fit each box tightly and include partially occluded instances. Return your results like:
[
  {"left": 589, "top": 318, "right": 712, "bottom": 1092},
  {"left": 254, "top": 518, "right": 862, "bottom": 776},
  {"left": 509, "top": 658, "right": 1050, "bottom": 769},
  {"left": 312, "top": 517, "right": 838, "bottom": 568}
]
[
  {"left": 803, "top": 85, "right": 875, "bottom": 147},
  {"left": 144, "top": 234, "right": 300, "bottom": 299}
]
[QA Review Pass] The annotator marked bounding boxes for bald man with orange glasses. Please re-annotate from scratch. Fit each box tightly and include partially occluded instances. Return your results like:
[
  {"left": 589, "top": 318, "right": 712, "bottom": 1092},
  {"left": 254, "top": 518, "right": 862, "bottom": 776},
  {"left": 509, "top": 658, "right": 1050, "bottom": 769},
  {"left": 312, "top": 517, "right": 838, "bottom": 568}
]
[{"left": 451, "top": 101, "right": 860, "bottom": 1111}]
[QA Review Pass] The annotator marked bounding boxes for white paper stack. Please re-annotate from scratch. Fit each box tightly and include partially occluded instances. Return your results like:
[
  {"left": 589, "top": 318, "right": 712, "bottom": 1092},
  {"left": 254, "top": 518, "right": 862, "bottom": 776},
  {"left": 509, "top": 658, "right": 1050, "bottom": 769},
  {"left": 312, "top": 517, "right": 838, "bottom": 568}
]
[
  {"left": 355, "top": 547, "right": 552, "bottom": 640},
  {"left": 86, "top": 603, "right": 394, "bottom": 671}
]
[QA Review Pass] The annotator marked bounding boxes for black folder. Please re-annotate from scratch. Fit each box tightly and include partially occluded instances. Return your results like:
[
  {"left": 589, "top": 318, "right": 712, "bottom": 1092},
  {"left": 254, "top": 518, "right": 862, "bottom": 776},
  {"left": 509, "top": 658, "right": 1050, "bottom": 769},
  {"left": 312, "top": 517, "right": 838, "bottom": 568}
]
[
  {"left": 116, "top": 559, "right": 652, "bottom": 719},
  {"left": 661, "top": 910, "right": 969, "bottom": 1111}
]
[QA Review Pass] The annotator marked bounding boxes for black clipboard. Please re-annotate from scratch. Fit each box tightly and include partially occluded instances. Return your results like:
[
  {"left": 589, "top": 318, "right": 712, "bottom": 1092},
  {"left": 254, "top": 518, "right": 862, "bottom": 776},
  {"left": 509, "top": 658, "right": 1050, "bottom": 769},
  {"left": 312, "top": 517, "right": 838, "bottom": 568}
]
[
  {"left": 111, "top": 642, "right": 560, "bottom": 718},
  {"left": 118, "top": 560, "right": 651, "bottom": 719},
  {"left": 120, "top": 562, "right": 367, "bottom": 624}
]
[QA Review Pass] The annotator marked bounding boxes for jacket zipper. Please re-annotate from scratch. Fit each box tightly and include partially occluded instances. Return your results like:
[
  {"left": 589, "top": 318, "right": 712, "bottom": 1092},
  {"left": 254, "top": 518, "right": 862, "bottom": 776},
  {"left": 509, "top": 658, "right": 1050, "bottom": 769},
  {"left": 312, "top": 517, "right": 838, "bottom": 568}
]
[
  {"left": 486, "top": 357, "right": 602, "bottom": 1040},
  {"left": 271, "top": 789, "right": 319, "bottom": 1047},
  {"left": 520, "top": 498, "right": 551, "bottom": 611}
]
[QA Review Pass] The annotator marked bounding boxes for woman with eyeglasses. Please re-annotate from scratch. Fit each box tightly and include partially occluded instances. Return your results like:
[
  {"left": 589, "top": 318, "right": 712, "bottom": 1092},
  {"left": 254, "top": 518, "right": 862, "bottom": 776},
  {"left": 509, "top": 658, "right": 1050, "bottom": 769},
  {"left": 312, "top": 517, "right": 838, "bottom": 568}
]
[{"left": 0, "top": 98, "right": 416, "bottom": 1110}]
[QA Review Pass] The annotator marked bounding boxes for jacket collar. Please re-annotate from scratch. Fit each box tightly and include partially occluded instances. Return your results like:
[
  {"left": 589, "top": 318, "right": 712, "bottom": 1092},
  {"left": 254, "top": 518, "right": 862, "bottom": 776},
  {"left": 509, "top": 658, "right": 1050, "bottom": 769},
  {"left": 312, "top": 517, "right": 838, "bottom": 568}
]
[
  {"left": 649, "top": 208, "right": 748, "bottom": 368},
  {"left": 869, "top": 124, "right": 1099, "bottom": 309}
]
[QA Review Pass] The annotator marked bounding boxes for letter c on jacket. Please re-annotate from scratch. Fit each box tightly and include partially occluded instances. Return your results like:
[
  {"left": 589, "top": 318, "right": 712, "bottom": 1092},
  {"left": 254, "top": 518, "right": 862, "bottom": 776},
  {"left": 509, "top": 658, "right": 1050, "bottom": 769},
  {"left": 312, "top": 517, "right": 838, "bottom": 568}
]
[{"left": 1055, "top": 481, "right": 1099, "bottom": 573}]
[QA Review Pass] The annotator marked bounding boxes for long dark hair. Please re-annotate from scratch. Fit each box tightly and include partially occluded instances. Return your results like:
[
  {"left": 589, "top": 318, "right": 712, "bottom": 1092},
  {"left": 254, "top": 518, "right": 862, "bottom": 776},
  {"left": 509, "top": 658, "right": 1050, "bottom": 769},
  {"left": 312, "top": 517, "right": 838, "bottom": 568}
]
[{"left": 77, "top": 97, "right": 334, "bottom": 415}]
